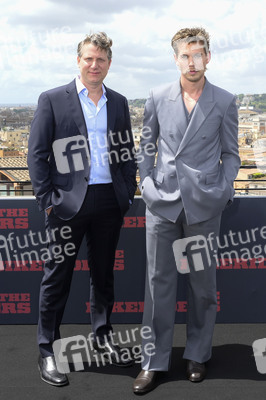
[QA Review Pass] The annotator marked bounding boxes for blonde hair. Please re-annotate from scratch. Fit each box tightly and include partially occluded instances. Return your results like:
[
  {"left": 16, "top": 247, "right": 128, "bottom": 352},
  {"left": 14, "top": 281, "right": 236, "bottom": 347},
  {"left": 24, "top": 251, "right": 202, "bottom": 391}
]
[{"left": 171, "top": 27, "right": 210, "bottom": 55}]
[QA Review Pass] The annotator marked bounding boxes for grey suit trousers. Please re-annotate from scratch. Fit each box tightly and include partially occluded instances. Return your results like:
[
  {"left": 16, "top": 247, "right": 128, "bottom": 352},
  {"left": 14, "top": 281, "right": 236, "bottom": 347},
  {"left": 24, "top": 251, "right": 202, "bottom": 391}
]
[{"left": 142, "top": 207, "right": 221, "bottom": 371}]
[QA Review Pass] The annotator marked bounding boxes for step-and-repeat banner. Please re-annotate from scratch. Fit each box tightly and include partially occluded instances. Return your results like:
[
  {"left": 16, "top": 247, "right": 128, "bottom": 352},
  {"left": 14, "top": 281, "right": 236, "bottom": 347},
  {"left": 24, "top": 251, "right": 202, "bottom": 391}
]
[{"left": 1, "top": 196, "right": 266, "bottom": 324}]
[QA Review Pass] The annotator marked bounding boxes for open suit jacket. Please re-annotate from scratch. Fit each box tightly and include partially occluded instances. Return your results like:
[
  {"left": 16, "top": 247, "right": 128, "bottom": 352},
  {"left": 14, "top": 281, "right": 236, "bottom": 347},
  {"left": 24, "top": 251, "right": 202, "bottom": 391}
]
[
  {"left": 28, "top": 79, "right": 136, "bottom": 220},
  {"left": 138, "top": 78, "right": 241, "bottom": 224}
]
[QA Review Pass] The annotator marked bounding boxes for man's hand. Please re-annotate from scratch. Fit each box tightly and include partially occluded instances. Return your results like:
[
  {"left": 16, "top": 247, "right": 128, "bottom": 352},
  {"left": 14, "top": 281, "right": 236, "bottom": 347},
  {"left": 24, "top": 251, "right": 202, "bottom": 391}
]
[{"left": 46, "top": 206, "right": 53, "bottom": 216}]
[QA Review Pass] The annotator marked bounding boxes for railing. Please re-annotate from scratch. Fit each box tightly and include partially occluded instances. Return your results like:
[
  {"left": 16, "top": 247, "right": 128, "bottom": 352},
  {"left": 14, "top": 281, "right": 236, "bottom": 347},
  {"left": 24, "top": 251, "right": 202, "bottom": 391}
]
[
  {"left": 1, "top": 166, "right": 266, "bottom": 195},
  {"left": 0, "top": 166, "right": 33, "bottom": 195},
  {"left": 235, "top": 165, "right": 266, "bottom": 192}
]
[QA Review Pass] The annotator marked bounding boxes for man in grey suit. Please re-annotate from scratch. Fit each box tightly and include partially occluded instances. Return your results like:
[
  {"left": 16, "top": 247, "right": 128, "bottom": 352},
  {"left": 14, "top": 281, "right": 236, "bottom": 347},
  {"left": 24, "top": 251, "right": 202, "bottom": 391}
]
[{"left": 133, "top": 27, "right": 240, "bottom": 394}]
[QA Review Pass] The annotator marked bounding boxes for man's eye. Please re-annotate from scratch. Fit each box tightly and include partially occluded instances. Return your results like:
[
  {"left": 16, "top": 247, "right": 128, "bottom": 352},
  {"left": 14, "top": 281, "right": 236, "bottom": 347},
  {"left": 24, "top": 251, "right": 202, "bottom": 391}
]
[
  {"left": 180, "top": 55, "right": 188, "bottom": 60},
  {"left": 194, "top": 53, "right": 202, "bottom": 59}
]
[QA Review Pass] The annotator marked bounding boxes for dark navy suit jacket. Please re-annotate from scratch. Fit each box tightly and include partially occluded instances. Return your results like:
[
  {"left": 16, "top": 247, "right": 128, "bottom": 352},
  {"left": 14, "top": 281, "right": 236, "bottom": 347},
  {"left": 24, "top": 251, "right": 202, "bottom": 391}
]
[{"left": 28, "top": 79, "right": 137, "bottom": 220}]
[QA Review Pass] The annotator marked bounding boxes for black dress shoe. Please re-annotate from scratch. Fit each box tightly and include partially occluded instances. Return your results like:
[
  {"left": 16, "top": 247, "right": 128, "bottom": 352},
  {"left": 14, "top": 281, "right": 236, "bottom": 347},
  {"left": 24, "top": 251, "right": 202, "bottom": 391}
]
[
  {"left": 38, "top": 355, "right": 69, "bottom": 386},
  {"left": 93, "top": 340, "right": 134, "bottom": 367},
  {"left": 133, "top": 370, "right": 157, "bottom": 394},
  {"left": 187, "top": 360, "right": 206, "bottom": 382}
]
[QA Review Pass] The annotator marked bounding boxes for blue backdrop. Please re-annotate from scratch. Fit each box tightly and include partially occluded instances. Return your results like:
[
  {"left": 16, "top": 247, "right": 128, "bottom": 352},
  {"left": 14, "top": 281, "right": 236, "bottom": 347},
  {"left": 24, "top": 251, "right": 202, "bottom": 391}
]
[{"left": 0, "top": 196, "right": 266, "bottom": 324}]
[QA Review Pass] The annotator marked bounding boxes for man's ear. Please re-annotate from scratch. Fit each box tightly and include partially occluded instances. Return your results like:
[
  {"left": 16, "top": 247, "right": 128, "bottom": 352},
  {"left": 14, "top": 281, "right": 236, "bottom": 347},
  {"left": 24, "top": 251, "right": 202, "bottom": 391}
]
[{"left": 207, "top": 51, "right": 211, "bottom": 64}]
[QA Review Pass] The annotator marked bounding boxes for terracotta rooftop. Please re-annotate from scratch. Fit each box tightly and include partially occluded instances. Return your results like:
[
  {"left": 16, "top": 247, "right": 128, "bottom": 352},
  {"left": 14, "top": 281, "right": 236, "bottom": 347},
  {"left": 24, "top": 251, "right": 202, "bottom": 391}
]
[{"left": 0, "top": 157, "right": 30, "bottom": 182}]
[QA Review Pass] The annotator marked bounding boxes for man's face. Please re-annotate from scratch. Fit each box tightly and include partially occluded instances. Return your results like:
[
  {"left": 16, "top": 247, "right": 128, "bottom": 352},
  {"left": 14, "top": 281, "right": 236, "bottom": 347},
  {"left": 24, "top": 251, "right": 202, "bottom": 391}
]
[
  {"left": 77, "top": 43, "right": 111, "bottom": 88},
  {"left": 174, "top": 41, "right": 210, "bottom": 83}
]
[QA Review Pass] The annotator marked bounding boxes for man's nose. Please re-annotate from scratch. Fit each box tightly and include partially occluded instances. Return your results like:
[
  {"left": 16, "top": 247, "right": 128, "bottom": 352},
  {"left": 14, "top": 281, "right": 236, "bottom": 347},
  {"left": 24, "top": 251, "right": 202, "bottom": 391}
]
[{"left": 188, "top": 56, "right": 195, "bottom": 66}]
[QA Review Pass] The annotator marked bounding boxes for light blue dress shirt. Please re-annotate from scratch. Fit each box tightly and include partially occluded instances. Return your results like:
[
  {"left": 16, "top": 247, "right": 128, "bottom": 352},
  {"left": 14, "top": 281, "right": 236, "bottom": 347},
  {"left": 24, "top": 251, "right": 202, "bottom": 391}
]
[{"left": 76, "top": 77, "right": 112, "bottom": 185}]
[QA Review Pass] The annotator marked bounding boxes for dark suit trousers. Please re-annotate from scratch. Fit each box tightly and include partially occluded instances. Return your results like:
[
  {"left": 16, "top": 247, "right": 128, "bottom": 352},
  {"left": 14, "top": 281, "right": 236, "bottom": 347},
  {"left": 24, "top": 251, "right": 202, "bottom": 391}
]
[{"left": 38, "top": 183, "right": 123, "bottom": 357}]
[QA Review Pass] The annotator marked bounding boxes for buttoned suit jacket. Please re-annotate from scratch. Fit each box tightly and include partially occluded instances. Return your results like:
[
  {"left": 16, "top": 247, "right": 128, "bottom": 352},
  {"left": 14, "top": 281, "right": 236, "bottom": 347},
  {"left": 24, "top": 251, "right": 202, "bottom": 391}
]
[
  {"left": 138, "top": 78, "right": 241, "bottom": 225},
  {"left": 27, "top": 79, "right": 137, "bottom": 220}
]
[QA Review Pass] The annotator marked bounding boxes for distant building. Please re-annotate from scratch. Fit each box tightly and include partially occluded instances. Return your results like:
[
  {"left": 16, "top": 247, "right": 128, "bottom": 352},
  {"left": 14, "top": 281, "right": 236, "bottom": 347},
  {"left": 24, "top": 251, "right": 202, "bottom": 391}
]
[
  {"left": 0, "top": 148, "right": 20, "bottom": 157},
  {"left": 0, "top": 129, "right": 22, "bottom": 146},
  {"left": 0, "top": 156, "right": 32, "bottom": 196},
  {"left": 251, "top": 114, "right": 266, "bottom": 135}
]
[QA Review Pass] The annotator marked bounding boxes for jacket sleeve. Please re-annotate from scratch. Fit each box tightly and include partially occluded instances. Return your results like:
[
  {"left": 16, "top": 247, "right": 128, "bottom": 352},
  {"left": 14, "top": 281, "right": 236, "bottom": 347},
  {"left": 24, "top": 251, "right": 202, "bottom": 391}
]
[
  {"left": 27, "top": 92, "right": 54, "bottom": 211},
  {"left": 119, "top": 97, "right": 137, "bottom": 202},
  {"left": 137, "top": 90, "right": 159, "bottom": 188},
  {"left": 220, "top": 97, "right": 241, "bottom": 189}
]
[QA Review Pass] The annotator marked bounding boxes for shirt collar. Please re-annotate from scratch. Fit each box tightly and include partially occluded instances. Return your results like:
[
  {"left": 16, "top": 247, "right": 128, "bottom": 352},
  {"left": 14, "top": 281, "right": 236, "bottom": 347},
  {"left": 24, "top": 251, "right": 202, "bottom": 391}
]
[{"left": 75, "top": 76, "right": 106, "bottom": 97}]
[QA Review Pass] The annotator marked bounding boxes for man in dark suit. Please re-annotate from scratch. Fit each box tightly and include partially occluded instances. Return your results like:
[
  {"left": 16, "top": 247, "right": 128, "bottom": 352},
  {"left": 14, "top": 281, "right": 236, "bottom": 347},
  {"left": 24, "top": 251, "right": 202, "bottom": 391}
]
[{"left": 27, "top": 32, "right": 136, "bottom": 386}]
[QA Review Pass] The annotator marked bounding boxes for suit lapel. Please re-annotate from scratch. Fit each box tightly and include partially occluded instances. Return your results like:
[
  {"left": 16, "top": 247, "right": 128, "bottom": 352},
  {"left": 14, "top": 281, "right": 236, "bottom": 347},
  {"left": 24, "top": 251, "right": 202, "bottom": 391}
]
[
  {"left": 66, "top": 80, "right": 87, "bottom": 137},
  {"left": 66, "top": 81, "right": 117, "bottom": 152},
  {"left": 167, "top": 81, "right": 187, "bottom": 137},
  {"left": 176, "top": 79, "right": 216, "bottom": 156},
  {"left": 105, "top": 87, "right": 117, "bottom": 149}
]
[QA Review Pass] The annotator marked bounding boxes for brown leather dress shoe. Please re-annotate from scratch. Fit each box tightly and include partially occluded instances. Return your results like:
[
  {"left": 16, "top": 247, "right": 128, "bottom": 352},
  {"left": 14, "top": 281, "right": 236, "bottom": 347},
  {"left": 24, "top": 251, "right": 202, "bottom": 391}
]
[
  {"left": 187, "top": 360, "right": 206, "bottom": 382},
  {"left": 133, "top": 370, "right": 157, "bottom": 394}
]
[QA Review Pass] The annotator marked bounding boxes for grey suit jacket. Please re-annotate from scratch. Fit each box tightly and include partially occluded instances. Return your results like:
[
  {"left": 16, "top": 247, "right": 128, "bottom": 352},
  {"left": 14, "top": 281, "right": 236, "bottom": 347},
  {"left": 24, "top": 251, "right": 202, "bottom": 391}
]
[{"left": 138, "top": 78, "right": 241, "bottom": 225}]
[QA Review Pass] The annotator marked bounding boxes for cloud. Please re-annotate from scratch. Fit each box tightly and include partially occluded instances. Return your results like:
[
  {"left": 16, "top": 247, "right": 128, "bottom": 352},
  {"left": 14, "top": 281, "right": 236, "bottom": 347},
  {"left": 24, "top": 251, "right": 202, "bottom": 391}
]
[
  {"left": 6, "top": 0, "right": 174, "bottom": 30},
  {"left": 0, "top": 0, "right": 265, "bottom": 103}
]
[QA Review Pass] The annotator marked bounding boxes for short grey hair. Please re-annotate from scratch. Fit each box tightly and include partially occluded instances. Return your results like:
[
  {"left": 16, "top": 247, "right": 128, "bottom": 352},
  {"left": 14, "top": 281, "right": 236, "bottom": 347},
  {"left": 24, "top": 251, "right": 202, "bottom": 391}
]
[{"left": 77, "top": 32, "right": 113, "bottom": 60}]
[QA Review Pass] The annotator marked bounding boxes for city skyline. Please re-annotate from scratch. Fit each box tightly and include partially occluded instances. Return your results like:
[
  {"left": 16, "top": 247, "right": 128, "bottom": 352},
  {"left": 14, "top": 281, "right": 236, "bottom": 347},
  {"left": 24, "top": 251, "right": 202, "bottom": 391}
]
[{"left": 0, "top": 0, "right": 265, "bottom": 104}]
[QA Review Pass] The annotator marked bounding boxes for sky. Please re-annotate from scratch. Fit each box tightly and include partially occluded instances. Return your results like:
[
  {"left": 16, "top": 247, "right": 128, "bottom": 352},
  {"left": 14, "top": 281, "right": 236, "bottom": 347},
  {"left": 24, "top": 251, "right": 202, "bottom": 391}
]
[{"left": 0, "top": 0, "right": 265, "bottom": 104}]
